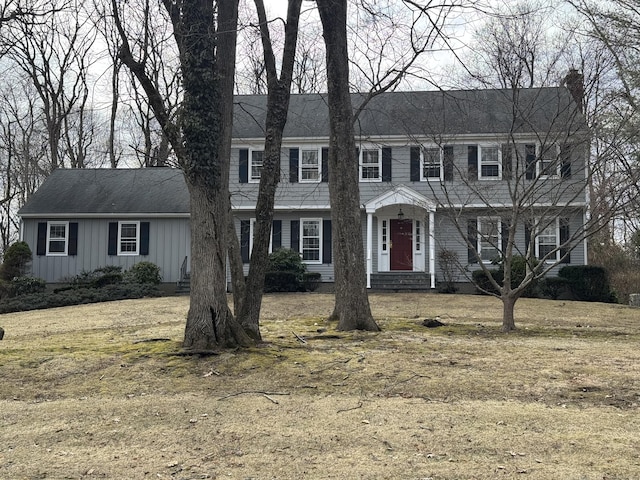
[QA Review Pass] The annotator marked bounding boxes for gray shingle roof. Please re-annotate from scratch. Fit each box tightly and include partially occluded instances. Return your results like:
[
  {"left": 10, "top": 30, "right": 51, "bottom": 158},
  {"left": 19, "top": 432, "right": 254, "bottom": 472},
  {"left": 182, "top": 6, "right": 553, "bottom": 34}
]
[
  {"left": 18, "top": 168, "right": 189, "bottom": 216},
  {"left": 233, "top": 87, "right": 585, "bottom": 138},
  {"left": 20, "top": 88, "right": 584, "bottom": 216}
]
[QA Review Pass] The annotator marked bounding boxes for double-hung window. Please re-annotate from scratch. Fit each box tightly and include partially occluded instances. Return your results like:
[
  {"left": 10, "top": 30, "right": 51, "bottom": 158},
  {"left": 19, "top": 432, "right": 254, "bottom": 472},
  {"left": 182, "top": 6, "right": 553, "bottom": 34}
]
[
  {"left": 538, "top": 144, "right": 560, "bottom": 178},
  {"left": 47, "top": 222, "right": 68, "bottom": 255},
  {"left": 301, "top": 219, "right": 321, "bottom": 263},
  {"left": 360, "top": 148, "right": 381, "bottom": 182},
  {"left": 479, "top": 145, "right": 500, "bottom": 179},
  {"left": 422, "top": 147, "right": 442, "bottom": 180},
  {"left": 250, "top": 150, "right": 264, "bottom": 182},
  {"left": 536, "top": 219, "right": 558, "bottom": 261},
  {"left": 478, "top": 217, "right": 501, "bottom": 263},
  {"left": 118, "top": 221, "right": 139, "bottom": 255},
  {"left": 300, "top": 148, "right": 320, "bottom": 182}
]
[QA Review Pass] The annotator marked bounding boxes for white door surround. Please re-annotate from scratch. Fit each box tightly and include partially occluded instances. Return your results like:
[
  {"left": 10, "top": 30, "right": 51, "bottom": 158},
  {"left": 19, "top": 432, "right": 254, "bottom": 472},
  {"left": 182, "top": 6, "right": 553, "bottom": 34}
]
[{"left": 364, "top": 186, "right": 437, "bottom": 289}]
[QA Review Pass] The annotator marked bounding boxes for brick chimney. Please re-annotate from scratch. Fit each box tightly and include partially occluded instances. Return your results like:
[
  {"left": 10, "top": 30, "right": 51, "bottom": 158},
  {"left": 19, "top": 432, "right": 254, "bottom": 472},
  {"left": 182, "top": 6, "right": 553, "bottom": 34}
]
[{"left": 563, "top": 69, "right": 584, "bottom": 112}]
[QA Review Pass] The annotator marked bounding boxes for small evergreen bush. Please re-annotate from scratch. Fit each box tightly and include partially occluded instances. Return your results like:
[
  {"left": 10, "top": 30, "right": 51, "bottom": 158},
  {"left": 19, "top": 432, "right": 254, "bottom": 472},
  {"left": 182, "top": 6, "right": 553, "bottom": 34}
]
[
  {"left": 264, "top": 249, "right": 309, "bottom": 292},
  {"left": 0, "top": 241, "right": 32, "bottom": 281},
  {"left": 539, "top": 276, "right": 569, "bottom": 300},
  {"left": 302, "top": 272, "right": 321, "bottom": 292},
  {"left": 125, "top": 261, "right": 162, "bottom": 285},
  {"left": 11, "top": 276, "right": 46, "bottom": 296},
  {"left": 558, "top": 265, "right": 617, "bottom": 303}
]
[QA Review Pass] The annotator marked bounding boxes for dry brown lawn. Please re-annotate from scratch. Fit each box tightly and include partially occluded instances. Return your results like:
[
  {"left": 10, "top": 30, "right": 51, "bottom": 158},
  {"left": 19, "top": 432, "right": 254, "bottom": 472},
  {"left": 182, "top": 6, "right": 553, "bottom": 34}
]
[{"left": 1, "top": 293, "right": 639, "bottom": 480}]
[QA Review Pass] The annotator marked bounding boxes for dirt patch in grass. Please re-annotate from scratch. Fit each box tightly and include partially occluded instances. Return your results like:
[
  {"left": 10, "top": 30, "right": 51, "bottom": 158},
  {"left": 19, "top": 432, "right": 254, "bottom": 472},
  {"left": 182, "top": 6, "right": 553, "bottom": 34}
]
[{"left": 1, "top": 293, "right": 639, "bottom": 479}]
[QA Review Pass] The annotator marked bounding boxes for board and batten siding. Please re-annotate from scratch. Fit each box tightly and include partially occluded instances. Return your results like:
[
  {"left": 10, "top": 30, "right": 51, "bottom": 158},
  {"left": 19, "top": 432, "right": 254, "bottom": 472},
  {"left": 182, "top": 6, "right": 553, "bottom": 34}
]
[{"left": 23, "top": 217, "right": 190, "bottom": 283}]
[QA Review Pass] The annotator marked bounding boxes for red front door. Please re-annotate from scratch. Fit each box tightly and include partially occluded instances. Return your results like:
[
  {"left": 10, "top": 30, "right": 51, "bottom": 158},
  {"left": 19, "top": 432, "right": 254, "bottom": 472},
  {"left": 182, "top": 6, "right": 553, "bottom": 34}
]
[{"left": 390, "top": 219, "right": 413, "bottom": 270}]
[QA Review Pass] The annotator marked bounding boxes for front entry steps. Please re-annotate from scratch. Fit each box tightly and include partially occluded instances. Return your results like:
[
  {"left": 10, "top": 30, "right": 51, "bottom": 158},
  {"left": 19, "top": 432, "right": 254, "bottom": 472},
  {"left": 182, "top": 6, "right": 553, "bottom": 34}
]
[{"left": 370, "top": 272, "right": 433, "bottom": 291}]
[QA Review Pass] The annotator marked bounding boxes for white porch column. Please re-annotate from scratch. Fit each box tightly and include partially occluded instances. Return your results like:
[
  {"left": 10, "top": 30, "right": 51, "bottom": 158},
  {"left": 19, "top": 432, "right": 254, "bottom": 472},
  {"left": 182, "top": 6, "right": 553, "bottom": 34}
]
[
  {"left": 429, "top": 210, "right": 436, "bottom": 289},
  {"left": 366, "top": 212, "right": 373, "bottom": 288}
]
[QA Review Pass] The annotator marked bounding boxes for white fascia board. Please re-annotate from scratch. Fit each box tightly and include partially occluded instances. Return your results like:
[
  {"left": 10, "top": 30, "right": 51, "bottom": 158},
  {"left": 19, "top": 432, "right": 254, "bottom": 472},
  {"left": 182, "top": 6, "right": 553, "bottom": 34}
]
[{"left": 19, "top": 212, "right": 190, "bottom": 219}]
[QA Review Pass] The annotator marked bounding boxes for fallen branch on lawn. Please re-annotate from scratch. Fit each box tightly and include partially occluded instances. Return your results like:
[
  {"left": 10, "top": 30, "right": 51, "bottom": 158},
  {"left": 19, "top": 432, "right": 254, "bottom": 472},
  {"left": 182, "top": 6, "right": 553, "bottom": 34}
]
[{"left": 217, "top": 391, "right": 290, "bottom": 401}]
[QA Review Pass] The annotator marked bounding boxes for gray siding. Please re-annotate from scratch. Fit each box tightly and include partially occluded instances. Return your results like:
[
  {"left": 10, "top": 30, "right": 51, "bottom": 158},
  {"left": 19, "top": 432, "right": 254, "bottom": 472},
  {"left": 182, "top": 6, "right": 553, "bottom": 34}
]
[{"left": 23, "top": 217, "right": 190, "bottom": 283}]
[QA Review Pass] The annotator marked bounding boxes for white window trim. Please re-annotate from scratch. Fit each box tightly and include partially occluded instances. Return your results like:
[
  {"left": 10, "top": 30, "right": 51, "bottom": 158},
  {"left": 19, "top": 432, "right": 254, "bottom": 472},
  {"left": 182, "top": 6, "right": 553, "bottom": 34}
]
[
  {"left": 299, "top": 146, "right": 322, "bottom": 183},
  {"left": 478, "top": 144, "right": 502, "bottom": 180},
  {"left": 300, "top": 217, "right": 322, "bottom": 265},
  {"left": 249, "top": 218, "right": 273, "bottom": 256},
  {"left": 118, "top": 221, "right": 140, "bottom": 256},
  {"left": 477, "top": 217, "right": 501, "bottom": 264},
  {"left": 249, "top": 149, "right": 264, "bottom": 184},
  {"left": 537, "top": 143, "right": 561, "bottom": 179},
  {"left": 46, "top": 221, "right": 69, "bottom": 256},
  {"left": 359, "top": 146, "right": 382, "bottom": 183},
  {"left": 535, "top": 218, "right": 560, "bottom": 263},
  {"left": 421, "top": 146, "right": 443, "bottom": 181}
]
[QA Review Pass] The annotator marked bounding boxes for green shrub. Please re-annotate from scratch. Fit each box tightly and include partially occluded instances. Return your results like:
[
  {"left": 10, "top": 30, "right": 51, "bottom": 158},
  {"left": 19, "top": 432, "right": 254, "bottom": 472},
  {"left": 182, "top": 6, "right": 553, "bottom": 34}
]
[
  {"left": 1, "top": 241, "right": 32, "bottom": 281},
  {"left": 11, "top": 276, "right": 46, "bottom": 296},
  {"left": 303, "top": 272, "right": 321, "bottom": 292},
  {"left": 125, "top": 261, "right": 162, "bottom": 285},
  {"left": 0, "top": 283, "right": 160, "bottom": 314},
  {"left": 268, "top": 249, "right": 306, "bottom": 276},
  {"left": 539, "top": 276, "right": 569, "bottom": 300},
  {"left": 264, "top": 271, "right": 303, "bottom": 293},
  {"left": 559, "top": 265, "right": 617, "bottom": 303},
  {"left": 263, "top": 249, "right": 309, "bottom": 292}
]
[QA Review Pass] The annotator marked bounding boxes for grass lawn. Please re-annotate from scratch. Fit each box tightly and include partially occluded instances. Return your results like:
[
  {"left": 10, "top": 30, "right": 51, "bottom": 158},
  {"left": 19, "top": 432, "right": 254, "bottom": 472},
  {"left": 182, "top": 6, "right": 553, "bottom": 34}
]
[{"left": 1, "top": 293, "right": 639, "bottom": 479}]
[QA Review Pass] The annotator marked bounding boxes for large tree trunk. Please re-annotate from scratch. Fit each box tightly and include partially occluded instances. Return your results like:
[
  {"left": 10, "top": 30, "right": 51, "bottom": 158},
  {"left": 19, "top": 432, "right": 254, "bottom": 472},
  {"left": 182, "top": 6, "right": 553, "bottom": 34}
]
[
  {"left": 317, "top": 0, "right": 379, "bottom": 332},
  {"left": 183, "top": 182, "right": 252, "bottom": 349},
  {"left": 179, "top": 0, "right": 251, "bottom": 350},
  {"left": 235, "top": 0, "right": 302, "bottom": 341}
]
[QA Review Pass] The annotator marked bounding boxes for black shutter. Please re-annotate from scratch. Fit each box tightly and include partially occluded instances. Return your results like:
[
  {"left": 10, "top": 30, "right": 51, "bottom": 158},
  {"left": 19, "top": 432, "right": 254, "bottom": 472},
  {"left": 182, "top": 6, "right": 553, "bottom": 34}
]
[
  {"left": 239, "top": 149, "right": 249, "bottom": 184},
  {"left": 560, "top": 144, "right": 572, "bottom": 179},
  {"left": 525, "top": 144, "right": 536, "bottom": 180},
  {"left": 108, "top": 222, "right": 118, "bottom": 256},
  {"left": 37, "top": 222, "right": 47, "bottom": 256},
  {"left": 291, "top": 220, "right": 300, "bottom": 253},
  {"left": 272, "top": 220, "right": 282, "bottom": 250},
  {"left": 323, "top": 219, "right": 332, "bottom": 264},
  {"left": 467, "top": 146, "right": 478, "bottom": 180},
  {"left": 560, "top": 218, "right": 571, "bottom": 264},
  {"left": 140, "top": 222, "right": 150, "bottom": 255},
  {"left": 68, "top": 222, "right": 78, "bottom": 256},
  {"left": 410, "top": 146, "right": 420, "bottom": 181},
  {"left": 382, "top": 147, "right": 392, "bottom": 182},
  {"left": 240, "top": 220, "right": 250, "bottom": 263},
  {"left": 467, "top": 219, "right": 478, "bottom": 264},
  {"left": 289, "top": 148, "right": 299, "bottom": 183},
  {"left": 524, "top": 221, "right": 532, "bottom": 257},
  {"left": 321, "top": 147, "right": 329, "bottom": 182},
  {"left": 443, "top": 145, "right": 454, "bottom": 181},
  {"left": 501, "top": 221, "right": 509, "bottom": 257},
  {"left": 501, "top": 144, "right": 512, "bottom": 180}
]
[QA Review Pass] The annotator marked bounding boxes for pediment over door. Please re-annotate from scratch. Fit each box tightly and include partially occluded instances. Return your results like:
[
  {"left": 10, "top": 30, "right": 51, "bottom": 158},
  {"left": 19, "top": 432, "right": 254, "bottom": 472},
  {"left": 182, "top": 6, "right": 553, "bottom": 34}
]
[{"left": 364, "top": 185, "right": 436, "bottom": 214}]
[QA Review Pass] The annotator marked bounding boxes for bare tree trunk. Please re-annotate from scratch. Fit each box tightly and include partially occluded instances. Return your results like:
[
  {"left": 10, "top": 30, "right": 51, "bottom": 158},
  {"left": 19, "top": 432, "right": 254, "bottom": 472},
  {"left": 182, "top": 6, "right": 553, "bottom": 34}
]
[
  {"left": 227, "top": 212, "right": 246, "bottom": 317},
  {"left": 501, "top": 294, "right": 517, "bottom": 332},
  {"left": 183, "top": 182, "right": 251, "bottom": 349},
  {"left": 234, "top": 0, "right": 302, "bottom": 341},
  {"left": 317, "top": 0, "right": 379, "bottom": 332}
]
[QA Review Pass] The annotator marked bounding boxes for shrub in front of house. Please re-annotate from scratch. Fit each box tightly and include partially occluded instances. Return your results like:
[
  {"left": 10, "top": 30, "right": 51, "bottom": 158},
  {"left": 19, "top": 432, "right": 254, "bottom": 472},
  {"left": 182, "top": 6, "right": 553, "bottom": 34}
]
[
  {"left": 539, "top": 276, "right": 569, "bottom": 300},
  {"left": 264, "top": 248, "right": 308, "bottom": 292},
  {"left": 124, "top": 261, "right": 162, "bottom": 285},
  {"left": 10, "top": 276, "right": 47, "bottom": 296},
  {"left": 0, "top": 283, "right": 161, "bottom": 314},
  {"left": 558, "top": 265, "right": 617, "bottom": 303},
  {"left": 0, "top": 241, "right": 32, "bottom": 281}
]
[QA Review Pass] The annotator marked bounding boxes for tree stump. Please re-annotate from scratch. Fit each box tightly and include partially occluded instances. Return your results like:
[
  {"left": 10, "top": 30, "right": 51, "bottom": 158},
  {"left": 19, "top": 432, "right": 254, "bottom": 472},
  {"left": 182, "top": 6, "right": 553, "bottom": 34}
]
[{"left": 630, "top": 294, "right": 640, "bottom": 308}]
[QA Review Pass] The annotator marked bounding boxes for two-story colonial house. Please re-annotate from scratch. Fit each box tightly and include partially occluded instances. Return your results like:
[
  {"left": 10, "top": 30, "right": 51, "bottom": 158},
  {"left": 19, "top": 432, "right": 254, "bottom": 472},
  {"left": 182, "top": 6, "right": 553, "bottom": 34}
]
[{"left": 18, "top": 83, "right": 588, "bottom": 291}]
